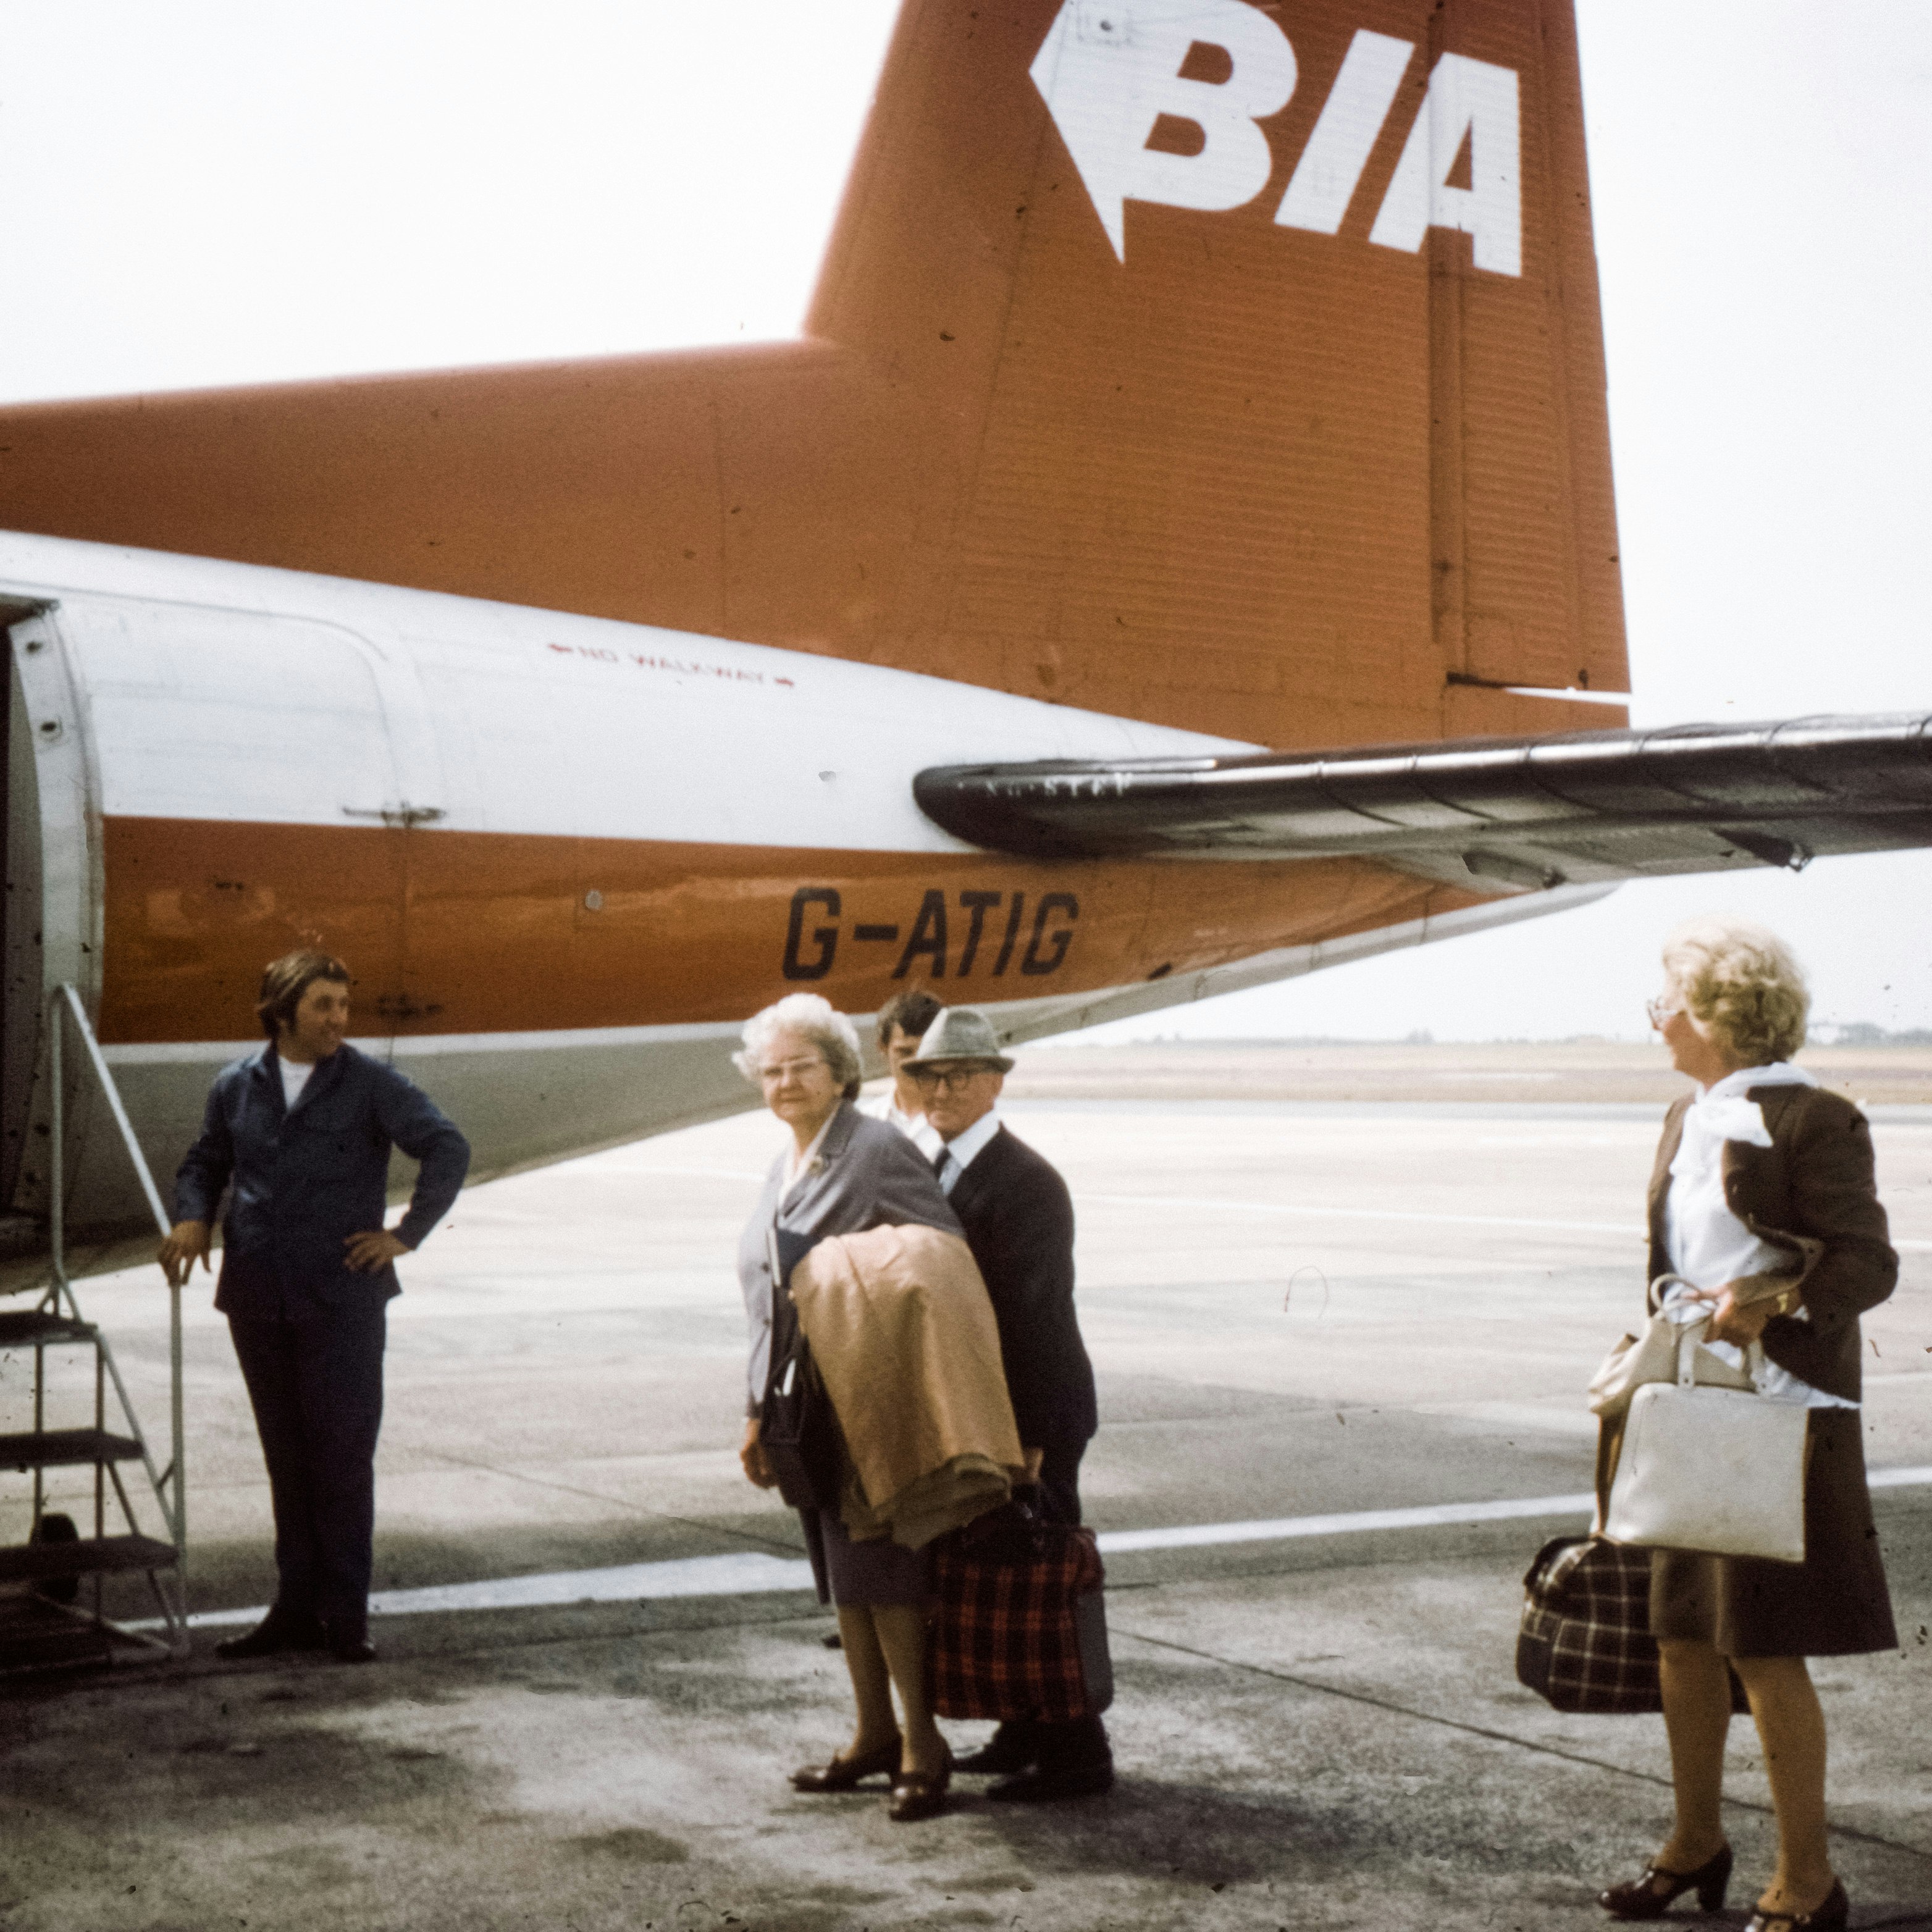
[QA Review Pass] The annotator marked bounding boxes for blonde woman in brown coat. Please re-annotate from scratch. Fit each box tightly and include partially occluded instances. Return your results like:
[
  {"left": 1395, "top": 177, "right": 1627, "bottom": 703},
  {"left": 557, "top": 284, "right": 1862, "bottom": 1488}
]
[{"left": 1601, "top": 918, "right": 1896, "bottom": 1932}]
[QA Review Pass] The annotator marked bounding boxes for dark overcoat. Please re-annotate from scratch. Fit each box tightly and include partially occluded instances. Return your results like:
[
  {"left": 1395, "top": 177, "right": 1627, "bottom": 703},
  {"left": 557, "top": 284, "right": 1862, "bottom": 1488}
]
[{"left": 946, "top": 1124, "right": 1098, "bottom": 1451}]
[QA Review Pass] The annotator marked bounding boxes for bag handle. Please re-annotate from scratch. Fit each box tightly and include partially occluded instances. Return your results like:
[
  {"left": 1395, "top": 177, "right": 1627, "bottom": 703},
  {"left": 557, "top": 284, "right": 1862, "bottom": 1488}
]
[
  {"left": 1653, "top": 1267, "right": 1800, "bottom": 1314},
  {"left": 1674, "top": 1314, "right": 1766, "bottom": 1389}
]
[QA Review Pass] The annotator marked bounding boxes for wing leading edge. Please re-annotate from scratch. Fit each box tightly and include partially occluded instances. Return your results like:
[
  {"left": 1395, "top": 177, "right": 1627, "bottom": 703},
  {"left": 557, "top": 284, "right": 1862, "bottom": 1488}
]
[{"left": 914, "top": 713, "right": 1932, "bottom": 892}]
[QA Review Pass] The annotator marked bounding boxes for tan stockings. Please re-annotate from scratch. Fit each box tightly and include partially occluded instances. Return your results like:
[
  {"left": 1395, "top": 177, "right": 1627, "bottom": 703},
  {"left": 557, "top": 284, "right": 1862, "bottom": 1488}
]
[
  {"left": 835, "top": 1602, "right": 946, "bottom": 1777},
  {"left": 1657, "top": 1637, "right": 1833, "bottom": 1915}
]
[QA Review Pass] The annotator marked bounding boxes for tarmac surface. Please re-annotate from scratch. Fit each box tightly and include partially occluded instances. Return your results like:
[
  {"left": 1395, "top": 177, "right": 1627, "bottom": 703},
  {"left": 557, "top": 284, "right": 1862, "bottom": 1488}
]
[{"left": 4, "top": 1052, "right": 1930, "bottom": 1931}]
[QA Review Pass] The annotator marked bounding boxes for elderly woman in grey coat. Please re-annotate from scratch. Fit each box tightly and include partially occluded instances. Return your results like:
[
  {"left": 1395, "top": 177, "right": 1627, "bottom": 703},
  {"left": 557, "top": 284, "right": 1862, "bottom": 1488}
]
[
  {"left": 734, "top": 993, "right": 962, "bottom": 1822},
  {"left": 1602, "top": 918, "right": 1896, "bottom": 1932}
]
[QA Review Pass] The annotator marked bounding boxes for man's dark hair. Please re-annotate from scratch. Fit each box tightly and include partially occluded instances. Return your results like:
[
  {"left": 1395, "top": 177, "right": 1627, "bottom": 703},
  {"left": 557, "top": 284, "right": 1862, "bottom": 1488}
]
[
  {"left": 257, "top": 949, "right": 352, "bottom": 1040},
  {"left": 876, "top": 988, "right": 944, "bottom": 1048}
]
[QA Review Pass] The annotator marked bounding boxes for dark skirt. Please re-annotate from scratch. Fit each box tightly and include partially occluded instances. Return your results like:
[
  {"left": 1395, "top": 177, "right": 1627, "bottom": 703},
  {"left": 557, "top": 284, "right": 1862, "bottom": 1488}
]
[
  {"left": 800, "top": 1507, "right": 927, "bottom": 1608},
  {"left": 1650, "top": 1408, "right": 1897, "bottom": 1658}
]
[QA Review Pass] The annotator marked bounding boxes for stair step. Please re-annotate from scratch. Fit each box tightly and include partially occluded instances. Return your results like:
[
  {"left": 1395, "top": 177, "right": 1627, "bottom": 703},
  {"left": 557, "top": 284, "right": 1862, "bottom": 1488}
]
[
  {"left": 0, "top": 1309, "right": 94, "bottom": 1348},
  {"left": 0, "top": 1596, "right": 116, "bottom": 1671},
  {"left": 0, "top": 1428, "right": 146, "bottom": 1471},
  {"left": 0, "top": 1534, "right": 177, "bottom": 1584}
]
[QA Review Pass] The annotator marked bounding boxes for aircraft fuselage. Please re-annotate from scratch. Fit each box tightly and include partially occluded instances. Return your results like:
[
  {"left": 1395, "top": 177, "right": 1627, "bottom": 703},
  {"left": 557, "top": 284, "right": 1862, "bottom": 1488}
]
[{"left": 1, "top": 531, "right": 1527, "bottom": 1282}]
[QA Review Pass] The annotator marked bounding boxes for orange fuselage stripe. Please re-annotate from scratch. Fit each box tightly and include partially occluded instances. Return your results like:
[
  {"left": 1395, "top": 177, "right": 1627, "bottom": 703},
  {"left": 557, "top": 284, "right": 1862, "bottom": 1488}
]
[{"left": 101, "top": 818, "right": 1490, "bottom": 1042}]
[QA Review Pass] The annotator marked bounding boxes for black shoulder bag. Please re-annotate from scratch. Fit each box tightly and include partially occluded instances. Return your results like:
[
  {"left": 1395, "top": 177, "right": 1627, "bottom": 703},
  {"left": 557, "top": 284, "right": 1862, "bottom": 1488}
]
[{"left": 758, "top": 1225, "right": 842, "bottom": 1511}]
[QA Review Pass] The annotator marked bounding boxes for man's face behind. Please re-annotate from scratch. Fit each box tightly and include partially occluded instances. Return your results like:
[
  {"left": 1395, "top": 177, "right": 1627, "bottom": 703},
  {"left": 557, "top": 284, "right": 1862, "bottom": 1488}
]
[
  {"left": 884, "top": 1024, "right": 926, "bottom": 1107},
  {"left": 917, "top": 1064, "right": 1004, "bottom": 1140},
  {"left": 280, "top": 978, "right": 351, "bottom": 1063}
]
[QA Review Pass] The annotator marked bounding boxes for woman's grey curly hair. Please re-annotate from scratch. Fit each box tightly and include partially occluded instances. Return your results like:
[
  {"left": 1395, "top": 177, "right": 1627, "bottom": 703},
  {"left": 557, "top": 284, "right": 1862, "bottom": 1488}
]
[
  {"left": 733, "top": 993, "right": 865, "bottom": 1100},
  {"left": 1662, "top": 915, "right": 1809, "bottom": 1068}
]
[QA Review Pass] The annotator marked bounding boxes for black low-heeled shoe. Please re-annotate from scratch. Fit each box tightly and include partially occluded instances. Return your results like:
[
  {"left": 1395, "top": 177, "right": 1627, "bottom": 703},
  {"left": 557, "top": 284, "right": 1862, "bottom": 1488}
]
[
  {"left": 213, "top": 1608, "right": 327, "bottom": 1660},
  {"left": 1746, "top": 1878, "right": 1848, "bottom": 1932},
  {"left": 789, "top": 1735, "right": 902, "bottom": 1793},
  {"left": 1600, "top": 1844, "right": 1732, "bottom": 1919},
  {"left": 886, "top": 1748, "right": 952, "bottom": 1823}
]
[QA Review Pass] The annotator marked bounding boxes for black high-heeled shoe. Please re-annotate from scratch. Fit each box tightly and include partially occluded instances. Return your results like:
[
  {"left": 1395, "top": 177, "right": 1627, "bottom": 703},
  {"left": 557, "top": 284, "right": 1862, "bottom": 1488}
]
[
  {"left": 1745, "top": 1878, "right": 1848, "bottom": 1932},
  {"left": 1600, "top": 1844, "right": 1732, "bottom": 1919}
]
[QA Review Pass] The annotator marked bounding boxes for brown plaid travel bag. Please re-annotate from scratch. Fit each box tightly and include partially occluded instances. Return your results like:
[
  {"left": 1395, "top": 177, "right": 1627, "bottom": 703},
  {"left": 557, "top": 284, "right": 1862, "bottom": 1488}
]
[
  {"left": 928, "top": 1502, "right": 1114, "bottom": 1723},
  {"left": 1516, "top": 1535, "right": 1747, "bottom": 1715},
  {"left": 1516, "top": 1534, "right": 1661, "bottom": 1713}
]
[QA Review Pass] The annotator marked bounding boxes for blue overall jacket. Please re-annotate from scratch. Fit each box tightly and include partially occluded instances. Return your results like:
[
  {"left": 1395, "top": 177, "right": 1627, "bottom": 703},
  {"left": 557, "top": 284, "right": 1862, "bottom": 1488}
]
[{"left": 174, "top": 1042, "right": 470, "bottom": 1320}]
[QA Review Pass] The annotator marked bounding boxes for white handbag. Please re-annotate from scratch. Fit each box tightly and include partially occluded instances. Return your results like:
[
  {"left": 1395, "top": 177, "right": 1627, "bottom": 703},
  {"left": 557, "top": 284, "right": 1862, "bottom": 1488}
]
[
  {"left": 1588, "top": 1279, "right": 1752, "bottom": 1418},
  {"left": 1602, "top": 1317, "right": 1808, "bottom": 1565}
]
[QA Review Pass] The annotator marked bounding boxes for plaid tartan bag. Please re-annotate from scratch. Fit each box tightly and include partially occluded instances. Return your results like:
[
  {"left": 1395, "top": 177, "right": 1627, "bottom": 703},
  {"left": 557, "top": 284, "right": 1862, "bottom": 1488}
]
[
  {"left": 928, "top": 1504, "right": 1113, "bottom": 1723},
  {"left": 1515, "top": 1535, "right": 1750, "bottom": 1716},
  {"left": 1516, "top": 1535, "right": 1661, "bottom": 1713}
]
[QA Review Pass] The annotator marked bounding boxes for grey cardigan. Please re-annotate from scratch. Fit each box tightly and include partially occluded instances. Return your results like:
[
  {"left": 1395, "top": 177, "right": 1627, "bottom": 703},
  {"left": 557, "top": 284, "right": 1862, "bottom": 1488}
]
[{"left": 736, "top": 1100, "right": 961, "bottom": 1414}]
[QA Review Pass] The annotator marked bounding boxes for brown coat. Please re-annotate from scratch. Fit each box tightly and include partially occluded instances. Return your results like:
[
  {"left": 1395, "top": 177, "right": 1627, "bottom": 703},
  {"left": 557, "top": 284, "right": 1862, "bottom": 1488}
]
[
  {"left": 1628, "top": 1083, "right": 1899, "bottom": 1655},
  {"left": 1645, "top": 1085, "right": 1897, "bottom": 1403},
  {"left": 791, "top": 1224, "right": 1025, "bottom": 1550}
]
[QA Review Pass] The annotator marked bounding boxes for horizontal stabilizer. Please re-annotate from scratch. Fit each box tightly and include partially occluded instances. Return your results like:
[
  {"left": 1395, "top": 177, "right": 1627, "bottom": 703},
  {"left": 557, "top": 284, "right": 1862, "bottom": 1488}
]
[{"left": 914, "top": 713, "right": 1932, "bottom": 891}]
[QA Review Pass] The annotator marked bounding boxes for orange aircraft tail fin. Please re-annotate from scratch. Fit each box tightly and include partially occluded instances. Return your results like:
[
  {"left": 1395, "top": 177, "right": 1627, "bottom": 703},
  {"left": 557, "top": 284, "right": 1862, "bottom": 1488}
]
[
  {"left": 807, "top": 0, "right": 1628, "bottom": 746},
  {"left": 0, "top": 0, "right": 1624, "bottom": 750}
]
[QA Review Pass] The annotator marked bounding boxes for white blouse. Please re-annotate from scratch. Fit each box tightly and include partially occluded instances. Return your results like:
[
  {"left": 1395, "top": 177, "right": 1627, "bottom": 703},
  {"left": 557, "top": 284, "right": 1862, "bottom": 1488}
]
[
  {"left": 780, "top": 1112, "right": 838, "bottom": 1202},
  {"left": 1661, "top": 1062, "right": 1855, "bottom": 1410}
]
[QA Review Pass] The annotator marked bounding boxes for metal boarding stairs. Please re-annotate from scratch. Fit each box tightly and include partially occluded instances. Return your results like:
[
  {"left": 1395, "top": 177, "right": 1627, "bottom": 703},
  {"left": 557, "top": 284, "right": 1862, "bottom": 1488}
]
[{"left": 0, "top": 985, "right": 187, "bottom": 1668}]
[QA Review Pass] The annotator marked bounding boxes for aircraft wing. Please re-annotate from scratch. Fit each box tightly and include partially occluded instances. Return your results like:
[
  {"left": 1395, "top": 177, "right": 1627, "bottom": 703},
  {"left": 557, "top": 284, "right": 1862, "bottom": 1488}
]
[{"left": 915, "top": 713, "right": 1932, "bottom": 892}]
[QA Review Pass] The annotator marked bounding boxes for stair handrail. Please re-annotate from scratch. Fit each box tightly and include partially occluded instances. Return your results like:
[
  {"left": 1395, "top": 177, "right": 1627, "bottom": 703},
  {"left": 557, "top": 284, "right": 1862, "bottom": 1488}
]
[{"left": 47, "top": 983, "right": 185, "bottom": 1567}]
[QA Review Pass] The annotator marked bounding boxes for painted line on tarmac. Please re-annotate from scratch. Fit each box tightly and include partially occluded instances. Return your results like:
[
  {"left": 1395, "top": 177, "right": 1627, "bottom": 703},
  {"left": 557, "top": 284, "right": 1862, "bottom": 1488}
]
[
  {"left": 176, "top": 1551, "right": 819, "bottom": 1629},
  {"left": 1102, "top": 1461, "right": 1932, "bottom": 1555},
  {"left": 1097, "top": 1493, "right": 1597, "bottom": 1552},
  {"left": 164, "top": 1466, "right": 1932, "bottom": 1633}
]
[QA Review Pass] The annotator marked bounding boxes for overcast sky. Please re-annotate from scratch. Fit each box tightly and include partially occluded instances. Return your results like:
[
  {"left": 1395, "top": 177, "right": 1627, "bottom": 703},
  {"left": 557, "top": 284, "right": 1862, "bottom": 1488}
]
[{"left": 2, "top": 2, "right": 1926, "bottom": 1041}]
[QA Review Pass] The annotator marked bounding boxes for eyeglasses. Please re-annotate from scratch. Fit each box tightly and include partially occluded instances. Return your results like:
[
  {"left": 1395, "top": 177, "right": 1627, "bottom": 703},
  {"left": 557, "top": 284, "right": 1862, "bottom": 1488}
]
[
  {"left": 912, "top": 1065, "right": 998, "bottom": 1093},
  {"left": 758, "top": 1056, "right": 828, "bottom": 1084},
  {"left": 1645, "top": 996, "right": 1684, "bottom": 1030}
]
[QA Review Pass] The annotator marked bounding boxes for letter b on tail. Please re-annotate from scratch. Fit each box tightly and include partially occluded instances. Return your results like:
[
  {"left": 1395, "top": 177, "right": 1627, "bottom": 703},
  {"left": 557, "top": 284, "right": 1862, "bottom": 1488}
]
[{"left": 1030, "top": 0, "right": 1297, "bottom": 260}]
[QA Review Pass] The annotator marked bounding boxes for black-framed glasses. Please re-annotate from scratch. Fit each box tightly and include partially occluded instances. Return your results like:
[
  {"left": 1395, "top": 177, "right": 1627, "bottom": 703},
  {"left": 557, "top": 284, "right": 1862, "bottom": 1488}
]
[{"left": 912, "top": 1065, "right": 997, "bottom": 1093}]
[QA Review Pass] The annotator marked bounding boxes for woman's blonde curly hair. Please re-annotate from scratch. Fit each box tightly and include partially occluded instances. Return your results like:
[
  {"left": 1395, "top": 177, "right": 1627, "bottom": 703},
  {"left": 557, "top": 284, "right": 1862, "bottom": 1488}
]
[{"left": 1661, "top": 915, "right": 1809, "bottom": 1067}]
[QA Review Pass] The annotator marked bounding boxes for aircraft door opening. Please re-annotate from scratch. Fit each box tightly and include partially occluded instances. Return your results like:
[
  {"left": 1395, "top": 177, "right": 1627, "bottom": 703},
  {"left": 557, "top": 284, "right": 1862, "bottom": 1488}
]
[{"left": 1, "top": 618, "right": 46, "bottom": 1215}]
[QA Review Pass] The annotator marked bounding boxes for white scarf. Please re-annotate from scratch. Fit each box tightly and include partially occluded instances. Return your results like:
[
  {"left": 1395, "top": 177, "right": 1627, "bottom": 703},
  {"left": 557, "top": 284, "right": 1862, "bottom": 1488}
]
[{"left": 1668, "top": 1060, "right": 1818, "bottom": 1183}]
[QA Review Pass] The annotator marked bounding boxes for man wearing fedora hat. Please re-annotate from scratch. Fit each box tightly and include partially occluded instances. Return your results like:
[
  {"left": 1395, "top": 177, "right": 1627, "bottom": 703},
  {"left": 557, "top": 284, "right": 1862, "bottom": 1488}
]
[{"left": 905, "top": 1007, "right": 1110, "bottom": 1801}]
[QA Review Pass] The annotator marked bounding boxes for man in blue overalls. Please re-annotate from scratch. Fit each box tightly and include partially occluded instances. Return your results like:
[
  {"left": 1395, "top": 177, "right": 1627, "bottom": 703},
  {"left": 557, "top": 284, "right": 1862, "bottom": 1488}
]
[{"left": 161, "top": 949, "right": 469, "bottom": 1661}]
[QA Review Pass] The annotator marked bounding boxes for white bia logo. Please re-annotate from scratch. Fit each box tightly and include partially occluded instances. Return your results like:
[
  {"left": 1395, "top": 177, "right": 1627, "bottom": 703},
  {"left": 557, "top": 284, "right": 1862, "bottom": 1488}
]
[{"left": 1029, "top": 0, "right": 1522, "bottom": 277}]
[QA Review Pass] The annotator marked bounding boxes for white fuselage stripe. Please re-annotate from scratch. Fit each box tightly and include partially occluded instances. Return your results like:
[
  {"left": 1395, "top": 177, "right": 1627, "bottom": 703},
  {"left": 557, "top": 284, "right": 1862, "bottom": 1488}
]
[
  {"left": 6, "top": 529, "right": 1251, "bottom": 851},
  {"left": 153, "top": 1466, "right": 1932, "bottom": 1630}
]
